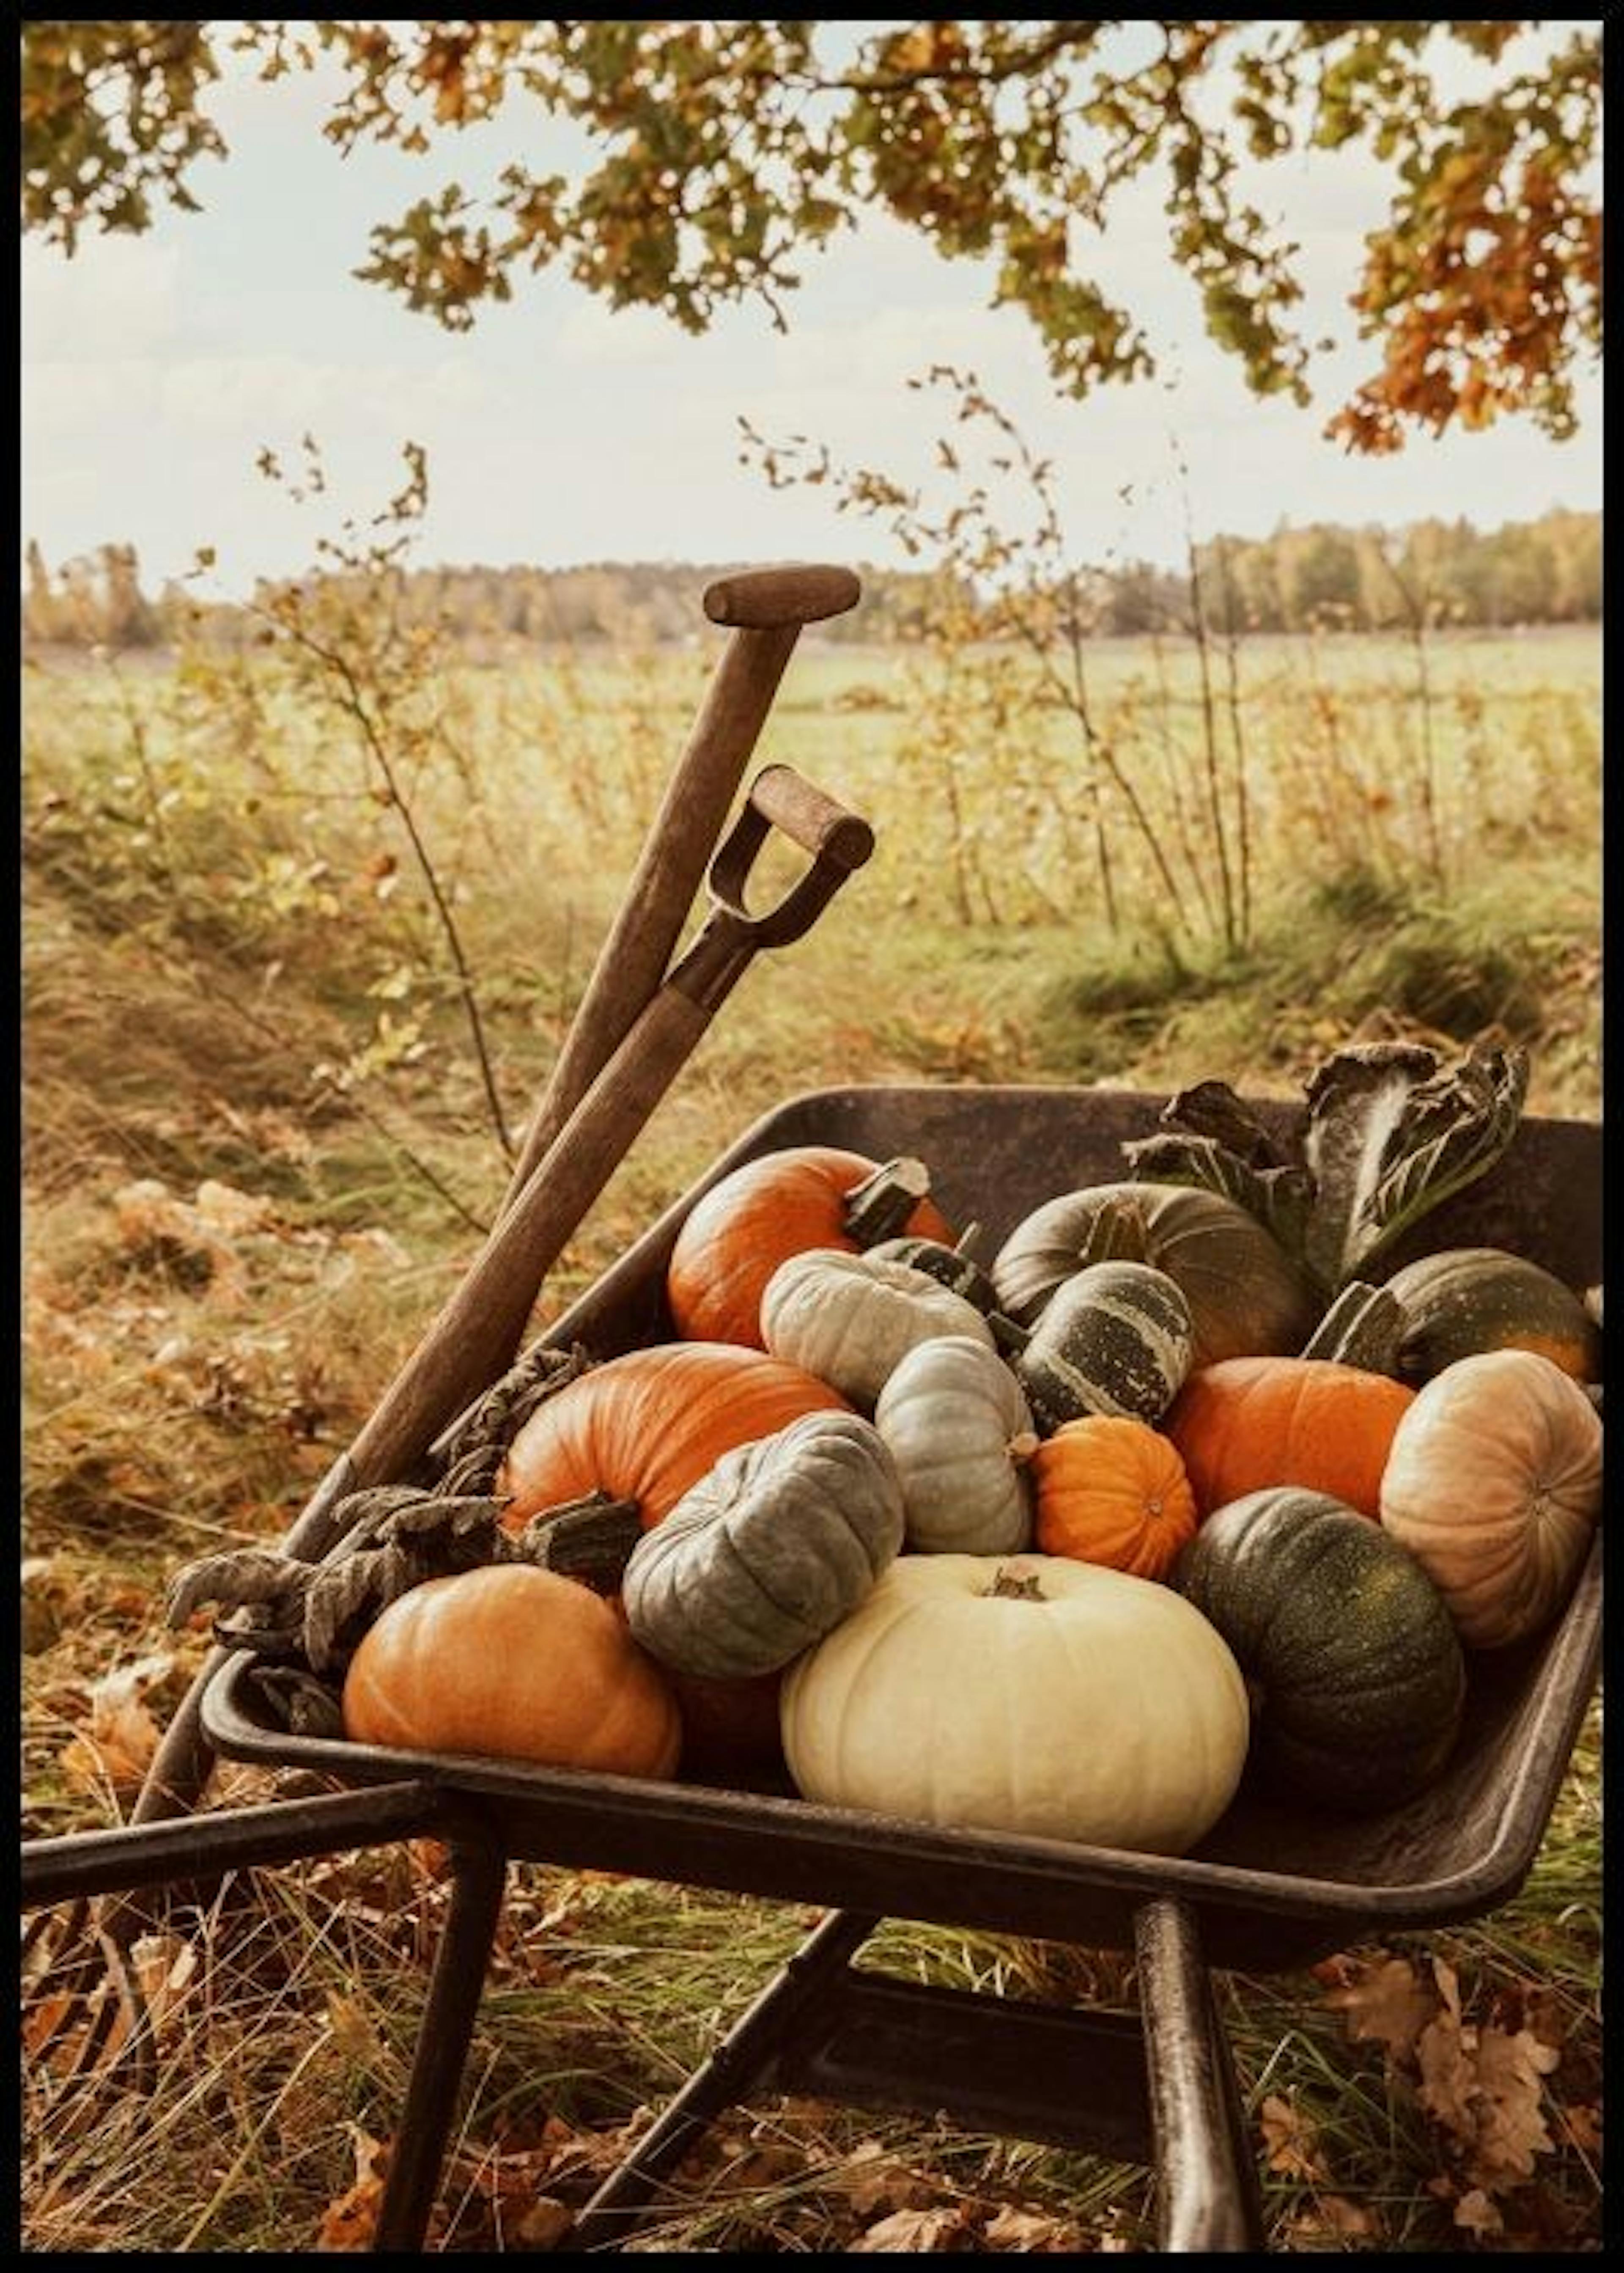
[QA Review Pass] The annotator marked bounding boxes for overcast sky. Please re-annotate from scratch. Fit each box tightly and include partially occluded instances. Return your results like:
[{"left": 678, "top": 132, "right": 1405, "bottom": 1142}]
[{"left": 20, "top": 23, "right": 1603, "bottom": 599}]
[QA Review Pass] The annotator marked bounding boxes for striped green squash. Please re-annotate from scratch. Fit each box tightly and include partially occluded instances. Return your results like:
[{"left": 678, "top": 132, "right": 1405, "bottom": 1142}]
[
  {"left": 864, "top": 1234, "right": 1000, "bottom": 1314},
  {"left": 1012, "top": 1260, "right": 1196, "bottom": 1434}
]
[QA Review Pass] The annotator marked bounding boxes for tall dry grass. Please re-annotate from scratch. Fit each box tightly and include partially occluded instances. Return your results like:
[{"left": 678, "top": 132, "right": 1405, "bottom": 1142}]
[{"left": 21, "top": 614, "right": 1602, "bottom": 2251}]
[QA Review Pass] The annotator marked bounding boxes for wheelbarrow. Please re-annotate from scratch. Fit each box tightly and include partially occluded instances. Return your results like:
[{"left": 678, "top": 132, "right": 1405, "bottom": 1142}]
[{"left": 23, "top": 1082, "right": 1603, "bottom": 2252}]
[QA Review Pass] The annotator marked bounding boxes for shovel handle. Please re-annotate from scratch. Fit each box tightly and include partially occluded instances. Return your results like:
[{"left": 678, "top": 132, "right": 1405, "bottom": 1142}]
[
  {"left": 499, "top": 566, "right": 861, "bottom": 1211},
  {"left": 346, "top": 767, "right": 872, "bottom": 1487},
  {"left": 745, "top": 762, "right": 876, "bottom": 869},
  {"left": 705, "top": 563, "right": 861, "bottom": 629}
]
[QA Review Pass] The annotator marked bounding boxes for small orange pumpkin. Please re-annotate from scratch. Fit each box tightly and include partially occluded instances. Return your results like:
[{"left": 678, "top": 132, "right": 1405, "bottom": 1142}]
[
  {"left": 1032, "top": 1415, "right": 1199, "bottom": 1580},
  {"left": 666, "top": 1146, "right": 955, "bottom": 1349},
  {"left": 1163, "top": 1355, "right": 1416, "bottom": 1521}
]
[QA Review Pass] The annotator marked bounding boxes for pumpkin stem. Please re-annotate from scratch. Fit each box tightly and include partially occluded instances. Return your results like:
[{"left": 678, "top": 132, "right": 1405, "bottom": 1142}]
[
  {"left": 843, "top": 1155, "right": 935, "bottom": 1246},
  {"left": 508, "top": 1492, "right": 644, "bottom": 1595},
  {"left": 1006, "top": 1429, "right": 1040, "bottom": 1467},
  {"left": 987, "top": 1564, "right": 1046, "bottom": 1601}
]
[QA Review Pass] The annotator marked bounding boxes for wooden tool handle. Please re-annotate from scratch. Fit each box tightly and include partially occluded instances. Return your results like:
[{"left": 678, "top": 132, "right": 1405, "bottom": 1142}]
[
  {"left": 499, "top": 566, "right": 862, "bottom": 1213},
  {"left": 349, "top": 986, "right": 717, "bottom": 1487},
  {"left": 748, "top": 762, "right": 876, "bottom": 869},
  {"left": 703, "top": 563, "right": 861, "bottom": 630}
]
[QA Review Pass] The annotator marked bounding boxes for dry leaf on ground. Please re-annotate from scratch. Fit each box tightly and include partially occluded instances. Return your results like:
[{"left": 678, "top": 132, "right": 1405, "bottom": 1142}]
[
  {"left": 1320, "top": 1948, "right": 1439, "bottom": 2063},
  {"left": 58, "top": 1653, "right": 179, "bottom": 1800},
  {"left": 981, "top": 2201, "right": 1091, "bottom": 2251},
  {"left": 313, "top": 2129, "right": 390, "bottom": 2252},
  {"left": 1259, "top": 2092, "right": 1325, "bottom": 2181},
  {"left": 1416, "top": 1958, "right": 1562, "bottom": 2194},
  {"left": 851, "top": 2202, "right": 979, "bottom": 2251},
  {"left": 833, "top": 2138, "right": 940, "bottom": 2219},
  {"left": 1452, "top": 2186, "right": 1506, "bottom": 2237}
]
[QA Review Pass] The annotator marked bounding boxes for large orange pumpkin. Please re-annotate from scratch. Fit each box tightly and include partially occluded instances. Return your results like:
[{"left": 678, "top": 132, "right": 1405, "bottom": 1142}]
[
  {"left": 342, "top": 1564, "right": 683, "bottom": 1778},
  {"left": 666, "top": 1146, "right": 955, "bottom": 1349},
  {"left": 1163, "top": 1356, "right": 1415, "bottom": 1521},
  {"left": 497, "top": 1341, "right": 851, "bottom": 1534},
  {"left": 1032, "top": 1415, "right": 1199, "bottom": 1580}
]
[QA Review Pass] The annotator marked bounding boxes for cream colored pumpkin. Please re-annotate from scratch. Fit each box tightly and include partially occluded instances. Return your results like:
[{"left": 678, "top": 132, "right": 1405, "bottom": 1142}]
[
  {"left": 872, "top": 1334, "right": 1037, "bottom": 1554},
  {"left": 1379, "top": 1348, "right": 1602, "bottom": 1649},
  {"left": 780, "top": 1552, "right": 1249, "bottom": 1856},
  {"left": 760, "top": 1248, "right": 995, "bottom": 1410}
]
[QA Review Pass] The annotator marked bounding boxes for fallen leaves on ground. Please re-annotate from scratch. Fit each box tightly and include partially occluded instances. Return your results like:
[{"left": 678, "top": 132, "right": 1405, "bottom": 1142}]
[
  {"left": 57, "top": 1651, "right": 179, "bottom": 1802},
  {"left": 1316, "top": 1945, "right": 1579, "bottom": 2238}
]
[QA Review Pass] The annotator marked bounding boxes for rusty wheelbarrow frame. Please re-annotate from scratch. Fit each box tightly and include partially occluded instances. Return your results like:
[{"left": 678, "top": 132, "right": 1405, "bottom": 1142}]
[{"left": 22, "top": 1082, "right": 1603, "bottom": 2254}]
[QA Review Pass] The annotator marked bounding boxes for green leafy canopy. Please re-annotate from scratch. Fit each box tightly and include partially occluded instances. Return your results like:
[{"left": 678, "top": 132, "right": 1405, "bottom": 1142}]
[{"left": 19, "top": 20, "right": 1602, "bottom": 452}]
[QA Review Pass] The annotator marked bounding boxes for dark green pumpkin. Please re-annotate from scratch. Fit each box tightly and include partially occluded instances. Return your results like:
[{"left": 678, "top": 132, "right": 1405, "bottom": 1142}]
[
  {"left": 991, "top": 1181, "right": 1320, "bottom": 1367},
  {"left": 1382, "top": 1246, "right": 1602, "bottom": 1386},
  {"left": 1011, "top": 1260, "right": 1196, "bottom": 1434},
  {"left": 1171, "top": 1487, "right": 1465, "bottom": 1814}
]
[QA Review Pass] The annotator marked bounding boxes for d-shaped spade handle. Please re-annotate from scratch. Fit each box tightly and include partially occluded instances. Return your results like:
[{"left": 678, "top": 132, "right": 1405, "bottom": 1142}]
[{"left": 704, "top": 763, "right": 875, "bottom": 951}]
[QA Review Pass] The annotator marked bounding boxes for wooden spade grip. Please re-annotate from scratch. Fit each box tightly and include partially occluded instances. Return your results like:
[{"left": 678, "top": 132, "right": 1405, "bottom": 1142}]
[
  {"left": 703, "top": 564, "right": 861, "bottom": 629},
  {"left": 749, "top": 761, "right": 875, "bottom": 868}
]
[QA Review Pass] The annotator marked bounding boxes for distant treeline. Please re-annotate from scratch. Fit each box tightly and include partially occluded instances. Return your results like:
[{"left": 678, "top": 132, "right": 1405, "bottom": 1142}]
[{"left": 21, "top": 506, "right": 1600, "bottom": 654}]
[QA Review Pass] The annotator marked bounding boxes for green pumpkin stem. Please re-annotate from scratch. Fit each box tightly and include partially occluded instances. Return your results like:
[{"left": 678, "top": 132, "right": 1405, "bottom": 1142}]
[
  {"left": 1075, "top": 1193, "right": 1150, "bottom": 1267},
  {"left": 508, "top": 1492, "right": 644, "bottom": 1595},
  {"left": 843, "top": 1155, "right": 934, "bottom": 1246}
]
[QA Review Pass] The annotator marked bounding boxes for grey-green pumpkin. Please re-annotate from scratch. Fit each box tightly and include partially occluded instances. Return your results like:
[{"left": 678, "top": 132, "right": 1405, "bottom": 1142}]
[
  {"left": 620, "top": 1409, "right": 906, "bottom": 1680},
  {"left": 760, "top": 1247, "right": 995, "bottom": 1409},
  {"left": 872, "top": 1333, "right": 1037, "bottom": 1555}
]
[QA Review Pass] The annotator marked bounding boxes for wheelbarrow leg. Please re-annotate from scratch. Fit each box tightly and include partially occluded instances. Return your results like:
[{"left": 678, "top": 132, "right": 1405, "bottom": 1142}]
[
  {"left": 1133, "top": 1895, "right": 1264, "bottom": 2252},
  {"left": 372, "top": 1833, "right": 508, "bottom": 2255},
  {"left": 568, "top": 1907, "right": 881, "bottom": 2249}
]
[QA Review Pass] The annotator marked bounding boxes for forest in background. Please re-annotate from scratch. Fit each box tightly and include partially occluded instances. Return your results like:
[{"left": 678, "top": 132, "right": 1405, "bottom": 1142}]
[{"left": 21, "top": 503, "right": 1601, "bottom": 656}]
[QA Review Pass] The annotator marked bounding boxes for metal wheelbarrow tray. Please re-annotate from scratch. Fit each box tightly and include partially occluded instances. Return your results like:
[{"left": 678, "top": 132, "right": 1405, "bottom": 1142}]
[{"left": 188, "top": 1082, "right": 1601, "bottom": 2251}]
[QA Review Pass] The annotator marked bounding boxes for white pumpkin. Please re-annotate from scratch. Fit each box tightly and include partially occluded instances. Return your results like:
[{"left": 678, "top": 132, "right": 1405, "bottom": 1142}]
[
  {"left": 780, "top": 1552, "right": 1250, "bottom": 1856},
  {"left": 873, "top": 1334, "right": 1036, "bottom": 1554},
  {"left": 1379, "top": 1347, "right": 1602, "bottom": 1649},
  {"left": 760, "top": 1248, "right": 995, "bottom": 1410}
]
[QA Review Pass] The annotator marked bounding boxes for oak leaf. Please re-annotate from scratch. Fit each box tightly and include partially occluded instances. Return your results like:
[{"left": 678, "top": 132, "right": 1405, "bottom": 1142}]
[
  {"left": 1260, "top": 2092, "right": 1325, "bottom": 2181},
  {"left": 852, "top": 2203, "right": 978, "bottom": 2251},
  {"left": 1415, "top": 1957, "right": 1562, "bottom": 2192},
  {"left": 1320, "top": 1949, "right": 1437, "bottom": 2064}
]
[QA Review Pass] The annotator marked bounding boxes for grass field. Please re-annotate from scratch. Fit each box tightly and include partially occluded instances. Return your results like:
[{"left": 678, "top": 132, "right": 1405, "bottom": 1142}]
[{"left": 21, "top": 620, "right": 1602, "bottom": 2251}]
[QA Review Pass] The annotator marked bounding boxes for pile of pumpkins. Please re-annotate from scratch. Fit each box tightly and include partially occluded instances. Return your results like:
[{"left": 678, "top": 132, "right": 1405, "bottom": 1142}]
[{"left": 343, "top": 1144, "right": 1603, "bottom": 1861}]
